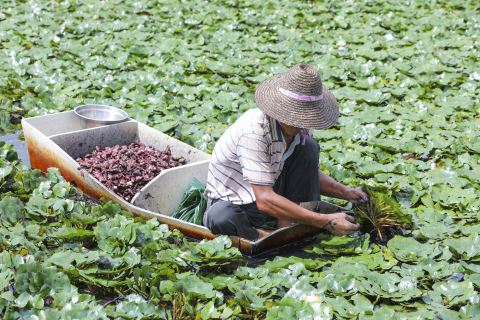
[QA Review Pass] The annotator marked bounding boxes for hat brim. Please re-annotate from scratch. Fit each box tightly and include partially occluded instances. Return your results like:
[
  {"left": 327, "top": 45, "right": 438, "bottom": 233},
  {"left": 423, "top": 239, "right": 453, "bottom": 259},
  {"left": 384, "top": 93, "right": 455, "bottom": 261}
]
[{"left": 254, "top": 74, "right": 340, "bottom": 130}]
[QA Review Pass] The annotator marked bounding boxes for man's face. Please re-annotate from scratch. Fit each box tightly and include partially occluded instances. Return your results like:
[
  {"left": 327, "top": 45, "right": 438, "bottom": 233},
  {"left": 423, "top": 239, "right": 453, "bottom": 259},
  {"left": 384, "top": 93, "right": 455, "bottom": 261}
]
[{"left": 279, "top": 122, "right": 302, "bottom": 137}]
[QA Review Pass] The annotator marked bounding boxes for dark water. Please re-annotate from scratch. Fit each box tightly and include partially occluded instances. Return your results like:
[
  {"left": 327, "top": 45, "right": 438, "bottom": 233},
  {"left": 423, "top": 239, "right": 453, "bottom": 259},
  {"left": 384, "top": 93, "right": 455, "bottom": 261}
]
[
  {"left": 244, "top": 236, "right": 319, "bottom": 267},
  {"left": 0, "top": 131, "right": 30, "bottom": 167}
]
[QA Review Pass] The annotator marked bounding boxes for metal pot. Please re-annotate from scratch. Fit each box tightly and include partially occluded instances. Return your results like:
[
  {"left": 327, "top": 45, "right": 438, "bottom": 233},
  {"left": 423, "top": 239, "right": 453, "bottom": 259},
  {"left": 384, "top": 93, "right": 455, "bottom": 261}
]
[{"left": 74, "top": 104, "right": 129, "bottom": 128}]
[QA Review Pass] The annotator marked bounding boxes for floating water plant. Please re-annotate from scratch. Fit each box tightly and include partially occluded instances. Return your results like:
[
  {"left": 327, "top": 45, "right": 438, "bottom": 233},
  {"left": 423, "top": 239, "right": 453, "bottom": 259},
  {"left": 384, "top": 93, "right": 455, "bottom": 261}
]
[{"left": 354, "top": 186, "right": 412, "bottom": 243}]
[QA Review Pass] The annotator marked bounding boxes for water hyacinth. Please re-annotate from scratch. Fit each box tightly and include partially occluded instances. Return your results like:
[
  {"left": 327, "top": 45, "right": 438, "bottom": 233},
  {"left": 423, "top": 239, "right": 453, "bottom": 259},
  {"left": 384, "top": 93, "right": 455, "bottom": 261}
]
[{"left": 354, "top": 186, "right": 412, "bottom": 243}]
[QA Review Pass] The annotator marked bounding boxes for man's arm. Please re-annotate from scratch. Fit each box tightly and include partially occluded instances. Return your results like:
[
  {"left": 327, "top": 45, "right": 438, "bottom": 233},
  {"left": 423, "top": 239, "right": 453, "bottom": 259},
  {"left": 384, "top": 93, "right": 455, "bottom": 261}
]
[
  {"left": 252, "top": 184, "right": 359, "bottom": 235},
  {"left": 319, "top": 170, "right": 368, "bottom": 203}
]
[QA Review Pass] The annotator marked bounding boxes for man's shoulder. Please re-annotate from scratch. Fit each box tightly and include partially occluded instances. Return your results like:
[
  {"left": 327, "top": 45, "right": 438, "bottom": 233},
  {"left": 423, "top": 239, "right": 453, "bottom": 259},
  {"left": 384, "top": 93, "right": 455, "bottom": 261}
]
[{"left": 234, "top": 108, "right": 269, "bottom": 137}]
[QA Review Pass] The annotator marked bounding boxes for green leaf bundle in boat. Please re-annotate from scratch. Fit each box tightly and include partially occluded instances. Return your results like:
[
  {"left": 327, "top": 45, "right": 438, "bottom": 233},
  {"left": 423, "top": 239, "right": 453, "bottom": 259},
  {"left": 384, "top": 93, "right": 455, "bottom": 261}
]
[
  {"left": 171, "top": 178, "right": 207, "bottom": 225},
  {"left": 354, "top": 186, "right": 412, "bottom": 243}
]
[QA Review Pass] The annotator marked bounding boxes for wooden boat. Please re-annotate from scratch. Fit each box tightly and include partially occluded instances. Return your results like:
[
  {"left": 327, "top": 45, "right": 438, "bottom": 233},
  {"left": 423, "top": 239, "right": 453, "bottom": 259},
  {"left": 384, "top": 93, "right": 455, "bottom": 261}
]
[{"left": 22, "top": 110, "right": 348, "bottom": 255}]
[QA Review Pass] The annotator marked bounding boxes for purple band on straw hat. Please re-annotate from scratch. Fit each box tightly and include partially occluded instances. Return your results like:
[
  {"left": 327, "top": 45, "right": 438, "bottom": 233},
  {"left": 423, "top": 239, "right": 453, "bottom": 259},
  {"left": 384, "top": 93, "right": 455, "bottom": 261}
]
[{"left": 279, "top": 88, "right": 324, "bottom": 102}]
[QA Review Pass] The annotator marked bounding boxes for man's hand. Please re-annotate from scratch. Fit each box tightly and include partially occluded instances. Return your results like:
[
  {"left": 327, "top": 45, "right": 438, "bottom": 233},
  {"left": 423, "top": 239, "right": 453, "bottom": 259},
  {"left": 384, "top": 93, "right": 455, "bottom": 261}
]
[
  {"left": 343, "top": 187, "right": 369, "bottom": 204},
  {"left": 320, "top": 212, "right": 359, "bottom": 235},
  {"left": 318, "top": 171, "right": 368, "bottom": 204}
]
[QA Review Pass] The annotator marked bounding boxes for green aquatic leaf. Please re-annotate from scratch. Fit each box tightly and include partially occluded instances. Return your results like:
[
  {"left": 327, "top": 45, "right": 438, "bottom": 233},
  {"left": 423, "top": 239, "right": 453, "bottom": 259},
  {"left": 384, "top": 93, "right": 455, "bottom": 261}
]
[
  {"left": 0, "top": 163, "right": 13, "bottom": 180},
  {"left": 14, "top": 262, "right": 75, "bottom": 297},
  {"left": 465, "top": 274, "right": 480, "bottom": 288},
  {"left": 360, "top": 272, "right": 422, "bottom": 302},
  {"left": 0, "top": 196, "right": 24, "bottom": 226},
  {"left": 323, "top": 294, "right": 373, "bottom": 318},
  {"left": 50, "top": 226, "right": 94, "bottom": 241},
  {"left": 94, "top": 215, "right": 170, "bottom": 255},
  {"left": 426, "top": 280, "right": 479, "bottom": 308},
  {"left": 181, "top": 235, "right": 242, "bottom": 268},
  {"left": 262, "top": 256, "right": 329, "bottom": 272},
  {"left": 460, "top": 303, "right": 480, "bottom": 319},
  {"left": 418, "top": 259, "right": 465, "bottom": 281},
  {"left": 47, "top": 250, "right": 101, "bottom": 270},
  {"left": 387, "top": 236, "right": 441, "bottom": 262},
  {"left": 444, "top": 235, "right": 480, "bottom": 261},
  {"left": 331, "top": 249, "right": 398, "bottom": 271},
  {"left": 199, "top": 300, "right": 218, "bottom": 320},
  {"left": 172, "top": 273, "right": 218, "bottom": 300},
  {"left": 266, "top": 296, "right": 332, "bottom": 320},
  {"left": 0, "top": 142, "right": 19, "bottom": 161},
  {"left": 430, "top": 185, "right": 477, "bottom": 209},
  {"left": 306, "top": 233, "right": 371, "bottom": 256},
  {"left": 107, "top": 294, "right": 166, "bottom": 319},
  {"left": 413, "top": 208, "right": 460, "bottom": 241}
]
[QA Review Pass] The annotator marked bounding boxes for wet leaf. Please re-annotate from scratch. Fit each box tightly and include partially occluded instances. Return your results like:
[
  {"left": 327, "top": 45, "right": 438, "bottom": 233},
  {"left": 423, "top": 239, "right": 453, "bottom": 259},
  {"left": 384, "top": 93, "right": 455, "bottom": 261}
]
[
  {"left": 426, "top": 280, "right": 480, "bottom": 307},
  {"left": 444, "top": 235, "right": 480, "bottom": 261},
  {"left": 306, "top": 233, "right": 371, "bottom": 256},
  {"left": 387, "top": 236, "right": 441, "bottom": 262}
]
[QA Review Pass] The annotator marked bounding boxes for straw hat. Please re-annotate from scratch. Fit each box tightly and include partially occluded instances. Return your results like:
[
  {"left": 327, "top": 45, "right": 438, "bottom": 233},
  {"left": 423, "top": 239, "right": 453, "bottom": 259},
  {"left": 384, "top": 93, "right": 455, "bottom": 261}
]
[{"left": 254, "top": 64, "right": 339, "bottom": 129}]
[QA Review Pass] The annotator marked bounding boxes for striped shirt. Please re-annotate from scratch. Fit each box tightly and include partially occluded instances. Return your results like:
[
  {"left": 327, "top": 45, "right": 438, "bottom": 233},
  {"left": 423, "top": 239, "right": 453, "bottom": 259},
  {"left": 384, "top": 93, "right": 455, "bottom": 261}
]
[{"left": 205, "top": 108, "right": 305, "bottom": 205}]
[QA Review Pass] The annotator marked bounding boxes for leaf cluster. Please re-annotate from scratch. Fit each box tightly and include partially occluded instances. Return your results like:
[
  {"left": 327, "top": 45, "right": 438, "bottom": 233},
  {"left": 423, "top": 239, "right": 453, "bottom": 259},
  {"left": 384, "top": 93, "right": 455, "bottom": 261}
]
[{"left": 354, "top": 186, "right": 412, "bottom": 242}]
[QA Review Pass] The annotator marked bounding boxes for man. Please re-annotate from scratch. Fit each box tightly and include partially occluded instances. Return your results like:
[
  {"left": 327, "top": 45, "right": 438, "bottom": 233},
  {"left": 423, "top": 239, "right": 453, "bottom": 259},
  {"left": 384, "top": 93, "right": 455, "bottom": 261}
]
[{"left": 203, "top": 64, "right": 368, "bottom": 241}]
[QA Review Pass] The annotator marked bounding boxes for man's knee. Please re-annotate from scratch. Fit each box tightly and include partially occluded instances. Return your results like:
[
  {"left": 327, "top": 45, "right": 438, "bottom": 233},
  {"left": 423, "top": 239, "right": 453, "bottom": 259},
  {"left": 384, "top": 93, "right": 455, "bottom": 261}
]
[{"left": 204, "top": 201, "right": 238, "bottom": 235}]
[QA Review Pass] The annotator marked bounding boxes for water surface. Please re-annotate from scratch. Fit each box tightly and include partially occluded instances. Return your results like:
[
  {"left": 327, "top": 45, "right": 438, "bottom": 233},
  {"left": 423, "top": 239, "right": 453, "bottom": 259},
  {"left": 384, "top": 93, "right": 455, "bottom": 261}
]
[{"left": 0, "top": 131, "right": 30, "bottom": 167}]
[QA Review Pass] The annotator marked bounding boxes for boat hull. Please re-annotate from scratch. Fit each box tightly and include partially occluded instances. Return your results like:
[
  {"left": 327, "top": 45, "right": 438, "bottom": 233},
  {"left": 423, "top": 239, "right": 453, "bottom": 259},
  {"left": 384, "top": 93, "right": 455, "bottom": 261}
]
[{"left": 22, "top": 111, "right": 348, "bottom": 255}]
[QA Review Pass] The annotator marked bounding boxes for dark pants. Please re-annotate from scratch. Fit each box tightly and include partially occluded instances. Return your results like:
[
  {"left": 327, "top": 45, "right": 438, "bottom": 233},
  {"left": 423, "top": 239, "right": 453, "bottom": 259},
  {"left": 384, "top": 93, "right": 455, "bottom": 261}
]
[{"left": 203, "top": 137, "right": 320, "bottom": 241}]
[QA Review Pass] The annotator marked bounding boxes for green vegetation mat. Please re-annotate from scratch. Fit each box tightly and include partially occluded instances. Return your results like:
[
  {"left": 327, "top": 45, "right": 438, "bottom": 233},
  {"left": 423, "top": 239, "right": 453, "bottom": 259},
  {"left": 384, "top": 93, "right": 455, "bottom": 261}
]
[{"left": 0, "top": 0, "right": 479, "bottom": 318}]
